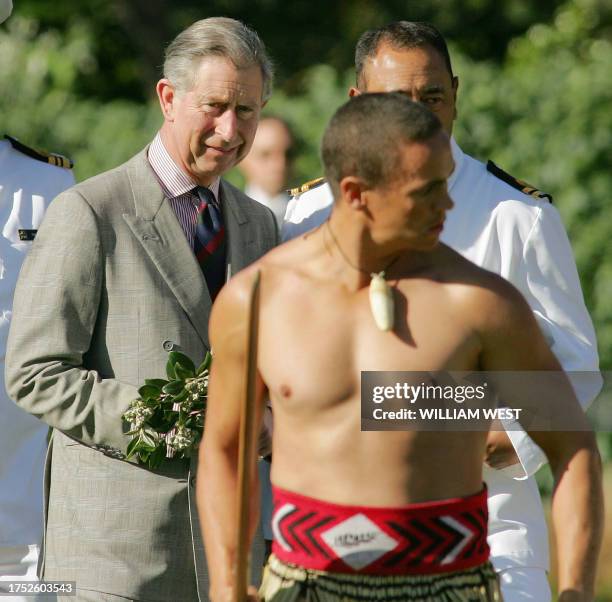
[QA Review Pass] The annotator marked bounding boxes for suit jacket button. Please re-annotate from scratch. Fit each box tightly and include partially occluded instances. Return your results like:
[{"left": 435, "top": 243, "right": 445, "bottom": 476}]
[{"left": 162, "top": 340, "right": 175, "bottom": 352}]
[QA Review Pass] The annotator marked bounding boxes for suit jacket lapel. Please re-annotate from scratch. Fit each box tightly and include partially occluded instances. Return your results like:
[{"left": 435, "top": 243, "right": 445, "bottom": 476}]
[
  {"left": 220, "top": 180, "right": 256, "bottom": 280},
  {"left": 122, "top": 150, "right": 212, "bottom": 348}
]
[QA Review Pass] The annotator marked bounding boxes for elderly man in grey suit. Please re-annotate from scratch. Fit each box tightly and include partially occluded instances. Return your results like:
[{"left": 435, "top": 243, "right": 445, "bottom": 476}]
[{"left": 6, "top": 17, "right": 278, "bottom": 602}]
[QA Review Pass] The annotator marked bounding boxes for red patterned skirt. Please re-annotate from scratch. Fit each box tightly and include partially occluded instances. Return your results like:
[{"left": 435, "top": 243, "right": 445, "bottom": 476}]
[{"left": 270, "top": 486, "right": 490, "bottom": 576}]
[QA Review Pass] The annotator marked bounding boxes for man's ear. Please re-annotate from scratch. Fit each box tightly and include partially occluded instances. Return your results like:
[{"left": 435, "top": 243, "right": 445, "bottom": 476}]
[
  {"left": 156, "top": 79, "right": 177, "bottom": 121},
  {"left": 348, "top": 86, "right": 362, "bottom": 98},
  {"left": 339, "top": 176, "right": 367, "bottom": 210}
]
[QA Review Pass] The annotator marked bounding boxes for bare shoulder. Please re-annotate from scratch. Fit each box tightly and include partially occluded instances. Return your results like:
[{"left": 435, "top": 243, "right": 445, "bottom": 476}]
[
  {"left": 212, "top": 262, "right": 263, "bottom": 324},
  {"left": 433, "top": 246, "right": 552, "bottom": 368},
  {"left": 435, "top": 244, "right": 532, "bottom": 326},
  {"left": 211, "top": 240, "right": 306, "bottom": 331}
]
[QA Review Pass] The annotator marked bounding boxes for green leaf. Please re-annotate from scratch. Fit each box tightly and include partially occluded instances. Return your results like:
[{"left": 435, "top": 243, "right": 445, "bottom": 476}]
[
  {"left": 145, "top": 378, "right": 168, "bottom": 389},
  {"left": 147, "top": 411, "right": 168, "bottom": 430},
  {"left": 197, "top": 352, "right": 213, "bottom": 375},
  {"left": 126, "top": 436, "right": 141, "bottom": 460},
  {"left": 162, "top": 380, "right": 184, "bottom": 396},
  {"left": 138, "top": 384, "right": 162, "bottom": 401},
  {"left": 169, "top": 389, "right": 189, "bottom": 404},
  {"left": 166, "top": 357, "right": 176, "bottom": 380},
  {"left": 168, "top": 351, "right": 195, "bottom": 378},
  {"left": 143, "top": 397, "right": 161, "bottom": 409},
  {"left": 174, "top": 361, "right": 194, "bottom": 380},
  {"left": 147, "top": 443, "right": 167, "bottom": 469},
  {"left": 140, "top": 428, "right": 158, "bottom": 451}
]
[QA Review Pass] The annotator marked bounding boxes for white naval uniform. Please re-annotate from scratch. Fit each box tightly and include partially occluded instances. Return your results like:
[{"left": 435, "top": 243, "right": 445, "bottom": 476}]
[
  {"left": 282, "top": 137, "right": 601, "bottom": 600},
  {"left": 0, "top": 137, "right": 75, "bottom": 601}
]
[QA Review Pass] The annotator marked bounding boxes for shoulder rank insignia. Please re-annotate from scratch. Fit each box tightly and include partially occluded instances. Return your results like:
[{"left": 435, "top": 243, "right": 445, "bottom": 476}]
[
  {"left": 288, "top": 176, "right": 326, "bottom": 198},
  {"left": 4, "top": 134, "right": 74, "bottom": 169},
  {"left": 486, "top": 160, "right": 552, "bottom": 203}
]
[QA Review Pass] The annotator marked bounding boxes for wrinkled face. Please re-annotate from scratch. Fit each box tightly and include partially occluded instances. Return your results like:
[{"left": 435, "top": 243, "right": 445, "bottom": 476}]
[
  {"left": 240, "top": 118, "right": 293, "bottom": 196},
  {"left": 158, "top": 56, "right": 264, "bottom": 185},
  {"left": 366, "top": 131, "right": 455, "bottom": 251},
  {"left": 357, "top": 43, "right": 458, "bottom": 136}
]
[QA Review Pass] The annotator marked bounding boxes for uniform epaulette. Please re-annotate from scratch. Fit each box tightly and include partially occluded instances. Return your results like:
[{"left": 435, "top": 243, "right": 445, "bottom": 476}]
[
  {"left": 288, "top": 176, "right": 326, "bottom": 198},
  {"left": 4, "top": 134, "right": 74, "bottom": 169},
  {"left": 486, "top": 160, "right": 552, "bottom": 203}
]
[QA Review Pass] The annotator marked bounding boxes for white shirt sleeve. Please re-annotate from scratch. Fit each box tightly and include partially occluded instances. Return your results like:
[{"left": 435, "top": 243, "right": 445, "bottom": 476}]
[{"left": 504, "top": 203, "right": 601, "bottom": 478}]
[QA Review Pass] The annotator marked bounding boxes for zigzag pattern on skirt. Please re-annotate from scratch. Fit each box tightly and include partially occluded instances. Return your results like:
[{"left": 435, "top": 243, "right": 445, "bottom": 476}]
[{"left": 271, "top": 486, "right": 489, "bottom": 576}]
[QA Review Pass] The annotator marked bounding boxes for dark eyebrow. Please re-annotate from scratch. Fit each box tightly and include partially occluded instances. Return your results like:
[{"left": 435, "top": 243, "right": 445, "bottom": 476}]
[
  {"left": 387, "top": 84, "right": 447, "bottom": 96},
  {"left": 420, "top": 84, "right": 445, "bottom": 95}
]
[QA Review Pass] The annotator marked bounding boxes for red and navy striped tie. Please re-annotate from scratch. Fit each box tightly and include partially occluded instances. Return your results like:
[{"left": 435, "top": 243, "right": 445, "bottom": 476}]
[{"left": 194, "top": 186, "right": 227, "bottom": 300}]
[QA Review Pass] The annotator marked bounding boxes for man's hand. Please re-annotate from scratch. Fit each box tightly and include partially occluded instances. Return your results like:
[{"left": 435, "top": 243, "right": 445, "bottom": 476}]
[
  {"left": 558, "top": 589, "right": 593, "bottom": 602},
  {"left": 485, "top": 427, "right": 519, "bottom": 469}
]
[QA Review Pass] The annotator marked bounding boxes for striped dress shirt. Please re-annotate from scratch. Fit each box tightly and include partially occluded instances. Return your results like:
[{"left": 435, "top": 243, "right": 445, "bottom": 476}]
[{"left": 147, "top": 133, "right": 220, "bottom": 249}]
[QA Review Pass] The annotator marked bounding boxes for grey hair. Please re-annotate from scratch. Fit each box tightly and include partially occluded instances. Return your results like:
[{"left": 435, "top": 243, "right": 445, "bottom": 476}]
[{"left": 163, "top": 17, "right": 274, "bottom": 101}]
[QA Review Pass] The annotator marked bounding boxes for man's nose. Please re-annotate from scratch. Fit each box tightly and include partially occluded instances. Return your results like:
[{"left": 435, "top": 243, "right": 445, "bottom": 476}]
[
  {"left": 441, "top": 191, "right": 454, "bottom": 211},
  {"left": 434, "top": 192, "right": 454, "bottom": 220},
  {"left": 215, "top": 109, "right": 238, "bottom": 141}
]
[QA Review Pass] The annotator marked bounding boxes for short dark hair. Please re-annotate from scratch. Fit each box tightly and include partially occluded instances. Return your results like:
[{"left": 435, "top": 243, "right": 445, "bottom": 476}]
[
  {"left": 321, "top": 93, "right": 442, "bottom": 199},
  {"left": 355, "top": 21, "right": 453, "bottom": 89}
]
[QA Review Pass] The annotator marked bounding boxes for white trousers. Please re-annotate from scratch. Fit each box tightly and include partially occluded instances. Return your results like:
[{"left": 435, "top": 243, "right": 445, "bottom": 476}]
[
  {"left": 0, "top": 545, "right": 55, "bottom": 602},
  {"left": 498, "top": 567, "right": 552, "bottom": 602}
]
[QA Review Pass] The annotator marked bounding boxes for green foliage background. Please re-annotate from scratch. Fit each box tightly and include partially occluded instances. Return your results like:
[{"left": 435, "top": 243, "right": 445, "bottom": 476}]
[
  {"left": 1, "top": 0, "right": 612, "bottom": 595},
  {"left": 1, "top": 0, "right": 609, "bottom": 363}
]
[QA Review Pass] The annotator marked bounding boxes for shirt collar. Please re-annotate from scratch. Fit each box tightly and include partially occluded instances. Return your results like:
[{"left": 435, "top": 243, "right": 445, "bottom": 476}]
[
  {"left": 148, "top": 132, "right": 220, "bottom": 203},
  {"left": 447, "top": 136, "right": 465, "bottom": 194}
]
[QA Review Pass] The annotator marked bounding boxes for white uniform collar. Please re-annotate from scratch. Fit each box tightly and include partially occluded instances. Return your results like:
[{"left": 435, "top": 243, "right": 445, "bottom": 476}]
[{"left": 447, "top": 136, "right": 465, "bottom": 195}]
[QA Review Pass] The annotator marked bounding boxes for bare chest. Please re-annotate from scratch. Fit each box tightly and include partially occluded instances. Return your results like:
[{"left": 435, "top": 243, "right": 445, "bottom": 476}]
[{"left": 259, "top": 280, "right": 480, "bottom": 414}]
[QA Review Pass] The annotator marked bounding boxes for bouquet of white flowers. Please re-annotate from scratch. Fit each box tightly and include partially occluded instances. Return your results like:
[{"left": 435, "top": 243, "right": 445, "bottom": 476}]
[{"left": 122, "top": 350, "right": 212, "bottom": 469}]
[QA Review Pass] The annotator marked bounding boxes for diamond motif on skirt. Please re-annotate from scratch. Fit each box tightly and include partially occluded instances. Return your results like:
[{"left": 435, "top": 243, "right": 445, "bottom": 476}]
[{"left": 320, "top": 513, "right": 399, "bottom": 571}]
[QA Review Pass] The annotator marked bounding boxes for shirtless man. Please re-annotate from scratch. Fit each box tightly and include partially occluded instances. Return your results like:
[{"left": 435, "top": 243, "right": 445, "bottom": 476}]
[{"left": 197, "top": 94, "right": 603, "bottom": 602}]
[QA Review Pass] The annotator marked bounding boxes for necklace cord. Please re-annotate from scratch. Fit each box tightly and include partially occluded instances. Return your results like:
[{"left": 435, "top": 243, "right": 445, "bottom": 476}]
[{"left": 324, "top": 220, "right": 401, "bottom": 279}]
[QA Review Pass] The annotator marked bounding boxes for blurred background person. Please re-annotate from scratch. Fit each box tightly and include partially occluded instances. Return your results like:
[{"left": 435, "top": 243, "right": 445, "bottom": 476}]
[
  {"left": 238, "top": 115, "right": 294, "bottom": 227},
  {"left": 0, "top": 142, "right": 73, "bottom": 602},
  {"left": 1, "top": 7, "right": 75, "bottom": 602}
]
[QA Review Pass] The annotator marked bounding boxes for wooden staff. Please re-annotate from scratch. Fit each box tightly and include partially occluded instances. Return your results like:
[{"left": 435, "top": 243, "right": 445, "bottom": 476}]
[{"left": 235, "top": 270, "right": 262, "bottom": 602}]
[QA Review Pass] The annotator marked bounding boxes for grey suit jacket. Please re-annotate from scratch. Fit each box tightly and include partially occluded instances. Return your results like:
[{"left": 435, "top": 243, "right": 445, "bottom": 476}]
[{"left": 5, "top": 148, "right": 278, "bottom": 601}]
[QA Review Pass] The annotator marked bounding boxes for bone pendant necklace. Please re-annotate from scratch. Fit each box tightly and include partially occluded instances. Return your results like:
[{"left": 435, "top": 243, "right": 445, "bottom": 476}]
[
  {"left": 368, "top": 271, "right": 394, "bottom": 331},
  {"left": 325, "top": 221, "right": 399, "bottom": 331}
]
